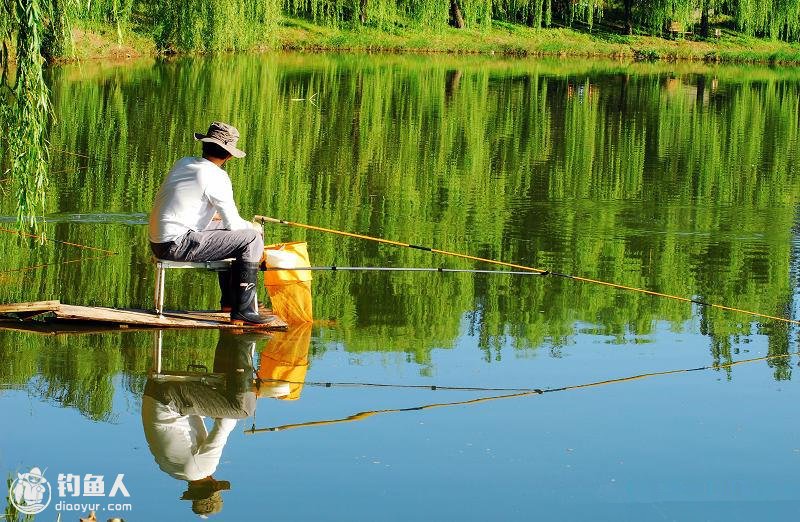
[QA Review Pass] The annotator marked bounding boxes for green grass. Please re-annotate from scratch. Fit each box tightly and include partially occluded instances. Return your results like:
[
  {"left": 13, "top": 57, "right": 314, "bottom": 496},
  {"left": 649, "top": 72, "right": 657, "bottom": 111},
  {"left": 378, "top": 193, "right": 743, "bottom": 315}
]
[
  {"left": 66, "top": 20, "right": 155, "bottom": 61},
  {"left": 272, "top": 18, "right": 800, "bottom": 63},
  {"left": 68, "top": 18, "right": 800, "bottom": 65}
]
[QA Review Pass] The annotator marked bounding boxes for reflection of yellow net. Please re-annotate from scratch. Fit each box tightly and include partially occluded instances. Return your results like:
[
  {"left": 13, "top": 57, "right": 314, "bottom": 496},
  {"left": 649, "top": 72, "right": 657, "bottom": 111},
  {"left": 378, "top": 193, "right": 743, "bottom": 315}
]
[
  {"left": 257, "top": 322, "right": 311, "bottom": 400},
  {"left": 263, "top": 242, "right": 313, "bottom": 325}
]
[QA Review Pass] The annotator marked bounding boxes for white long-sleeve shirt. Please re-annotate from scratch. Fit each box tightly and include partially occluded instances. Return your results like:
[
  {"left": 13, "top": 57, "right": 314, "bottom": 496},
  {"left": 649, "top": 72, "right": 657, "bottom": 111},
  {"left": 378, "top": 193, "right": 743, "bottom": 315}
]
[
  {"left": 149, "top": 157, "right": 256, "bottom": 243},
  {"left": 141, "top": 395, "right": 237, "bottom": 482}
]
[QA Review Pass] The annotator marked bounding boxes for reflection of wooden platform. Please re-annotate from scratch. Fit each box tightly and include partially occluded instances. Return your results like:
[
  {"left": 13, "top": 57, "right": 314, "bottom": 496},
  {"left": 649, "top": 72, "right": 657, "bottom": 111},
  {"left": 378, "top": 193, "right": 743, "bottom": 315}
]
[{"left": 0, "top": 301, "right": 287, "bottom": 331}]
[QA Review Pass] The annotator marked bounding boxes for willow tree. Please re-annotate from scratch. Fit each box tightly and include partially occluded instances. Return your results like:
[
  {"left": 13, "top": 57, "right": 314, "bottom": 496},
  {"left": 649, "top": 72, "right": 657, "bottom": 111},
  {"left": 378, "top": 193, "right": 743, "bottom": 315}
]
[
  {"left": 492, "top": 0, "right": 603, "bottom": 29},
  {"left": 450, "top": 0, "right": 466, "bottom": 27},
  {"left": 568, "top": 0, "right": 603, "bottom": 29},
  {"left": 734, "top": 0, "right": 800, "bottom": 40},
  {"left": 630, "top": 0, "right": 696, "bottom": 34},
  {"left": 153, "top": 0, "right": 280, "bottom": 52},
  {"left": 698, "top": 0, "right": 723, "bottom": 37},
  {"left": 1, "top": 0, "right": 73, "bottom": 231},
  {"left": 80, "top": 0, "right": 133, "bottom": 43},
  {"left": 491, "top": 0, "right": 551, "bottom": 28}
]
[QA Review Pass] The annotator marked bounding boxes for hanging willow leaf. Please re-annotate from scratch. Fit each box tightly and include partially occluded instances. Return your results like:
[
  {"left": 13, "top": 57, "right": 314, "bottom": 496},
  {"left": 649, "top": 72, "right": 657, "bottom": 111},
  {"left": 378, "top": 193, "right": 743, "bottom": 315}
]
[{"left": 0, "top": 0, "right": 53, "bottom": 235}]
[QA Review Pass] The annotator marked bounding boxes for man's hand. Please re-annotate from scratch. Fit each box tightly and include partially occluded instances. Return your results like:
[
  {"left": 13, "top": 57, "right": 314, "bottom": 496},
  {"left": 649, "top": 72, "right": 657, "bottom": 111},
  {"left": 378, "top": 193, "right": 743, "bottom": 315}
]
[
  {"left": 212, "top": 212, "right": 222, "bottom": 221},
  {"left": 251, "top": 217, "right": 263, "bottom": 234}
]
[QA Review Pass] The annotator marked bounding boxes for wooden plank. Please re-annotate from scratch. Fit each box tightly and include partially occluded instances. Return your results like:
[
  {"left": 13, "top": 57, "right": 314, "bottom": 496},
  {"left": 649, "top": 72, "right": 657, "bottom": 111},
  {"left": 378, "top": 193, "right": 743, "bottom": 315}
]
[
  {"left": 166, "top": 308, "right": 276, "bottom": 322},
  {"left": 0, "top": 320, "right": 277, "bottom": 336},
  {"left": 53, "top": 304, "right": 287, "bottom": 330},
  {"left": 14, "top": 310, "right": 55, "bottom": 321},
  {"left": 164, "top": 310, "right": 285, "bottom": 329},
  {"left": 0, "top": 322, "right": 138, "bottom": 336},
  {"left": 0, "top": 300, "right": 61, "bottom": 314},
  {"left": 166, "top": 310, "right": 233, "bottom": 322}
]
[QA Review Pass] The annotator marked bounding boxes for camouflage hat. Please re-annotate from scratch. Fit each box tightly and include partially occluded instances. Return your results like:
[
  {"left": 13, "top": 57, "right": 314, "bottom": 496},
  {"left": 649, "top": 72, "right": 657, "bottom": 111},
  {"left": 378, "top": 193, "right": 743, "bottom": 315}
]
[{"left": 194, "top": 121, "right": 246, "bottom": 158}]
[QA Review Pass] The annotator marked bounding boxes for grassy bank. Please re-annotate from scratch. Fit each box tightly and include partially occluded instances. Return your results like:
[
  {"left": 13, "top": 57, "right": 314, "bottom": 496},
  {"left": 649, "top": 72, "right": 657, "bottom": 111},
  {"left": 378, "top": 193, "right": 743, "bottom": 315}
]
[{"left": 71, "top": 18, "right": 800, "bottom": 65}]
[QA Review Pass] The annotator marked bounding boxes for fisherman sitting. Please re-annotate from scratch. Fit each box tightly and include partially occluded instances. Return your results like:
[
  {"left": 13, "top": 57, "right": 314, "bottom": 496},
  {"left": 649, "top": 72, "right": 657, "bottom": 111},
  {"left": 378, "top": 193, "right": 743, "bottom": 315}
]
[{"left": 148, "top": 121, "right": 269, "bottom": 325}]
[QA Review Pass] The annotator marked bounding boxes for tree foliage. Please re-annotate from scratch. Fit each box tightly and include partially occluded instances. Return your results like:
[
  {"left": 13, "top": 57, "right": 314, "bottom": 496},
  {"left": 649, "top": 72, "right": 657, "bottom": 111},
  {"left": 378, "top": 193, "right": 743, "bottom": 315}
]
[
  {"left": 3, "top": 56, "right": 800, "bottom": 417},
  {"left": 0, "top": 0, "right": 65, "bottom": 232}
]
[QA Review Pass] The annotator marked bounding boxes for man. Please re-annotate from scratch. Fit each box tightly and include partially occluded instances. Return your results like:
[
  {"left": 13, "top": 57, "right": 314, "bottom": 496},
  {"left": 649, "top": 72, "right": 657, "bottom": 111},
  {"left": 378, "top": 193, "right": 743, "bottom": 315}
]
[{"left": 149, "top": 121, "right": 269, "bottom": 325}]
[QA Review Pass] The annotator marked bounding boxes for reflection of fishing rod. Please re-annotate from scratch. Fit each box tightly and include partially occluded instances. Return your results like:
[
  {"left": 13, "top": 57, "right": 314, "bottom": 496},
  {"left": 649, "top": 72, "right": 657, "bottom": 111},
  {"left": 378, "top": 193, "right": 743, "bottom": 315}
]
[
  {"left": 255, "top": 215, "right": 800, "bottom": 327},
  {"left": 264, "top": 266, "right": 547, "bottom": 276},
  {"left": 261, "top": 378, "right": 538, "bottom": 392},
  {"left": 244, "top": 352, "right": 795, "bottom": 434}
]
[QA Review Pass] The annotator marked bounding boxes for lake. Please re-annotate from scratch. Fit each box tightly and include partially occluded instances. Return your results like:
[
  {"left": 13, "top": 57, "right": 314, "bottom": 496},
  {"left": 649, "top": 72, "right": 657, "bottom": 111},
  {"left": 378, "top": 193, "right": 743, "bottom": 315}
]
[{"left": 1, "top": 53, "right": 800, "bottom": 520}]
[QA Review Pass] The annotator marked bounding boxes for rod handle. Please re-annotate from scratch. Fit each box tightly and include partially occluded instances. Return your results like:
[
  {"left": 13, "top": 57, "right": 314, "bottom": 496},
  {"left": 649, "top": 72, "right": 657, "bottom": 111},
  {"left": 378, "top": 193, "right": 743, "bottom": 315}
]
[{"left": 254, "top": 215, "right": 281, "bottom": 224}]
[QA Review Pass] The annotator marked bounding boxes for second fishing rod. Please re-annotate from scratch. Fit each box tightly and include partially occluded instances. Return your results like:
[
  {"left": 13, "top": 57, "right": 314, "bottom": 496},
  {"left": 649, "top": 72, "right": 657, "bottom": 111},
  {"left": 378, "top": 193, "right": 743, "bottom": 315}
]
[{"left": 256, "top": 215, "right": 800, "bottom": 327}]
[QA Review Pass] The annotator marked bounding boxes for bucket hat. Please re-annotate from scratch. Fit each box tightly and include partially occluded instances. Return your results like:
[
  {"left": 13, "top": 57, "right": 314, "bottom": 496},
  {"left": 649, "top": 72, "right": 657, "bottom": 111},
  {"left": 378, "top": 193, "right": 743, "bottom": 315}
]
[
  {"left": 194, "top": 121, "right": 246, "bottom": 158},
  {"left": 181, "top": 478, "right": 231, "bottom": 501}
]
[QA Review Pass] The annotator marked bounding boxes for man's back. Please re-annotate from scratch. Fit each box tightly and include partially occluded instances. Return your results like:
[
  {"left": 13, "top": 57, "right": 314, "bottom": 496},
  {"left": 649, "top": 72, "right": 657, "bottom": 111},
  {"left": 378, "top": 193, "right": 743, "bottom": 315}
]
[
  {"left": 149, "top": 156, "right": 218, "bottom": 243},
  {"left": 149, "top": 156, "right": 253, "bottom": 244}
]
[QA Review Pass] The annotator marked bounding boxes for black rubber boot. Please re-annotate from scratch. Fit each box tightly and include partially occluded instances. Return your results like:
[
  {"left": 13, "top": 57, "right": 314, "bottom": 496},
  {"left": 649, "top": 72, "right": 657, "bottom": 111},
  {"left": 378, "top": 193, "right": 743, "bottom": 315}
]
[
  {"left": 230, "top": 262, "right": 271, "bottom": 325},
  {"left": 218, "top": 270, "right": 235, "bottom": 312}
]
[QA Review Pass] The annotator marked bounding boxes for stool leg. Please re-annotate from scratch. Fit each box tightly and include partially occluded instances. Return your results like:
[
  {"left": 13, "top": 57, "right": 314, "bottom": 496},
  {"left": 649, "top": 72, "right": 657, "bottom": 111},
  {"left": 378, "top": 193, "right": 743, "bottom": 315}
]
[
  {"left": 155, "top": 264, "right": 166, "bottom": 316},
  {"left": 152, "top": 329, "right": 163, "bottom": 375},
  {"left": 153, "top": 264, "right": 161, "bottom": 314}
]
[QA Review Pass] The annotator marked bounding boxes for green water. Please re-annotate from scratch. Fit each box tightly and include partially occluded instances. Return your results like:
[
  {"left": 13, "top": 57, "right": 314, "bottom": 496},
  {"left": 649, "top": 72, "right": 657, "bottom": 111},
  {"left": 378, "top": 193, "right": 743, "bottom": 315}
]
[{"left": 1, "top": 54, "right": 800, "bottom": 520}]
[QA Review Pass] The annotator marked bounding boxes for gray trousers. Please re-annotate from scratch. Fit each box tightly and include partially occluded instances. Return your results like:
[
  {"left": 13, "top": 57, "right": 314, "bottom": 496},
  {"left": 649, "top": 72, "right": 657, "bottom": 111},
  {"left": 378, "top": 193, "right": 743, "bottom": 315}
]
[
  {"left": 150, "top": 221, "right": 264, "bottom": 311},
  {"left": 144, "top": 380, "right": 256, "bottom": 419},
  {"left": 150, "top": 221, "right": 264, "bottom": 263},
  {"left": 143, "top": 330, "right": 259, "bottom": 419}
]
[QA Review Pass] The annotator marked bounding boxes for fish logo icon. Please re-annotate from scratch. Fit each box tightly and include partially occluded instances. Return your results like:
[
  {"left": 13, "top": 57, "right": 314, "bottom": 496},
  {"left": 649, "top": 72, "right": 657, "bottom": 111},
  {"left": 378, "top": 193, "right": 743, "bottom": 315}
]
[{"left": 9, "top": 467, "right": 52, "bottom": 515}]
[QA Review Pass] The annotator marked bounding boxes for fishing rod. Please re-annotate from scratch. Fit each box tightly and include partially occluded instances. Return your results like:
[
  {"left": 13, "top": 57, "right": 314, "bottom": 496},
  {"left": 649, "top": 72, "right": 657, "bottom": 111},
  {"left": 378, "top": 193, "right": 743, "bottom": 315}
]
[
  {"left": 264, "top": 266, "right": 547, "bottom": 276},
  {"left": 245, "top": 352, "right": 795, "bottom": 434},
  {"left": 256, "top": 215, "right": 800, "bottom": 327}
]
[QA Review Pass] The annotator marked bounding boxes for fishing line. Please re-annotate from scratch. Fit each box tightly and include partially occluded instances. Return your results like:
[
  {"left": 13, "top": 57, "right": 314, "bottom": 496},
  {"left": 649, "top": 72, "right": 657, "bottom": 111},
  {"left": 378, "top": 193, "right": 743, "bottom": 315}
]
[
  {"left": 0, "top": 226, "right": 117, "bottom": 254},
  {"left": 256, "top": 215, "right": 799, "bottom": 327},
  {"left": 51, "top": 148, "right": 94, "bottom": 159},
  {"left": 0, "top": 226, "right": 117, "bottom": 274},
  {"left": 246, "top": 352, "right": 795, "bottom": 434}
]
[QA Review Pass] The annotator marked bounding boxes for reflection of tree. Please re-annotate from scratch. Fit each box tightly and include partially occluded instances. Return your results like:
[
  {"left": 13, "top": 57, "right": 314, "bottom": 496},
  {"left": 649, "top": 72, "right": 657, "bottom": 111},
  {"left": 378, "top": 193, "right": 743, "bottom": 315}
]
[
  {"left": 444, "top": 69, "right": 462, "bottom": 104},
  {"left": 1, "top": 55, "right": 799, "bottom": 394}
]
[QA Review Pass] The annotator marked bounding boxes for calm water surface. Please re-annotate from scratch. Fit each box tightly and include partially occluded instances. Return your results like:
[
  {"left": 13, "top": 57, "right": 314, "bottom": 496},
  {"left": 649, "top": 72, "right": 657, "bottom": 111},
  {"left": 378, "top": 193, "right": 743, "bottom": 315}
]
[{"left": 1, "top": 53, "right": 800, "bottom": 520}]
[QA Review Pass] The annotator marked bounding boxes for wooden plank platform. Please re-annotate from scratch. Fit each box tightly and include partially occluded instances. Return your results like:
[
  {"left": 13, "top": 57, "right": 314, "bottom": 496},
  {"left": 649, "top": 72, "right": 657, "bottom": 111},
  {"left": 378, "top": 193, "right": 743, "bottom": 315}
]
[
  {"left": 0, "top": 300, "right": 288, "bottom": 331},
  {"left": 0, "top": 301, "right": 61, "bottom": 313}
]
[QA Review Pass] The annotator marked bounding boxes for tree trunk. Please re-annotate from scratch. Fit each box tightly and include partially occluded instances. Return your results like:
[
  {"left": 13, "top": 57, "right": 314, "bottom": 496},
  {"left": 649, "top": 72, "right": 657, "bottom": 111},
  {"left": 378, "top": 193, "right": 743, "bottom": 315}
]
[
  {"left": 449, "top": 0, "right": 465, "bottom": 29},
  {"left": 700, "top": 5, "right": 709, "bottom": 38},
  {"left": 359, "top": 0, "right": 367, "bottom": 24},
  {"left": 445, "top": 70, "right": 462, "bottom": 105},
  {"left": 352, "top": 73, "right": 363, "bottom": 173},
  {"left": 624, "top": 0, "right": 633, "bottom": 35},
  {"left": 696, "top": 75, "right": 706, "bottom": 106}
]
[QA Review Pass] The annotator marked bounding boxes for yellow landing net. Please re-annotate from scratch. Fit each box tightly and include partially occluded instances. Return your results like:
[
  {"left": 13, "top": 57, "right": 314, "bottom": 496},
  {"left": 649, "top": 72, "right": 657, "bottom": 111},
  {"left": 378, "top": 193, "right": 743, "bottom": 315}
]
[{"left": 263, "top": 242, "right": 313, "bottom": 325}]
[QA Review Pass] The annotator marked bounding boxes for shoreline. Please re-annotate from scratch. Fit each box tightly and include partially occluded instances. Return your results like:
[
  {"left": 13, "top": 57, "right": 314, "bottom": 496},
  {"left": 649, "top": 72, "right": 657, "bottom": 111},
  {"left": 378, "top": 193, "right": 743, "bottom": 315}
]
[{"left": 58, "top": 19, "right": 800, "bottom": 66}]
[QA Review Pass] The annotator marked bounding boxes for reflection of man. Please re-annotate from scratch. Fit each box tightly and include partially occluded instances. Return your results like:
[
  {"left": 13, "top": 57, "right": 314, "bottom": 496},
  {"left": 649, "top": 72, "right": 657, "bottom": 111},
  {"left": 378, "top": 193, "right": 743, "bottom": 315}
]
[
  {"left": 148, "top": 121, "right": 270, "bottom": 325},
  {"left": 142, "top": 331, "right": 266, "bottom": 517}
]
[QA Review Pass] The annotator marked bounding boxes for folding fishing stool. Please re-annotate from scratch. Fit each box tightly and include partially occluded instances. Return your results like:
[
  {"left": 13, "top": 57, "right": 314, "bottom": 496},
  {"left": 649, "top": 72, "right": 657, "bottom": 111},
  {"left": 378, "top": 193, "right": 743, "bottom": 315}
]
[{"left": 152, "top": 258, "right": 236, "bottom": 317}]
